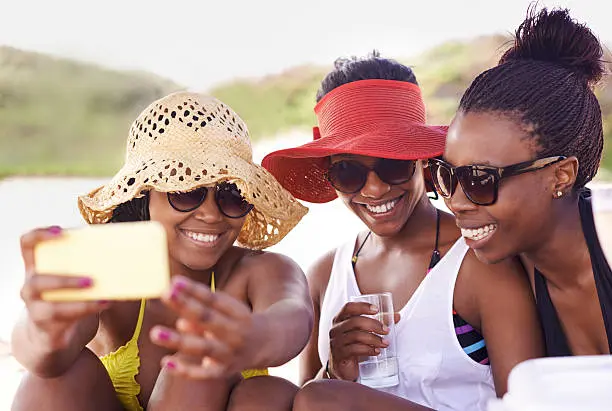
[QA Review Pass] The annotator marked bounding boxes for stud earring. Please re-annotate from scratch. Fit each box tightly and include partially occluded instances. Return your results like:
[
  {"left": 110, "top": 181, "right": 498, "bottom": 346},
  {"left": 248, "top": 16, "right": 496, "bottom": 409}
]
[{"left": 555, "top": 191, "right": 563, "bottom": 198}]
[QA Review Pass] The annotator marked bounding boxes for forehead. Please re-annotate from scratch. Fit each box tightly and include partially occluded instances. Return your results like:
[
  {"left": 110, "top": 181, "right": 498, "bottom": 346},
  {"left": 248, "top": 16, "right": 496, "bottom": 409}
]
[{"left": 444, "top": 111, "right": 537, "bottom": 167}]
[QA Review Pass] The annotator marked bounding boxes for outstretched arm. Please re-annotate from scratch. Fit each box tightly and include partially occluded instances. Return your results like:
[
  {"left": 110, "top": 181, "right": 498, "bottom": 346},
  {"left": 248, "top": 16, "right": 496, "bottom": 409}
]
[{"left": 151, "top": 252, "right": 314, "bottom": 378}]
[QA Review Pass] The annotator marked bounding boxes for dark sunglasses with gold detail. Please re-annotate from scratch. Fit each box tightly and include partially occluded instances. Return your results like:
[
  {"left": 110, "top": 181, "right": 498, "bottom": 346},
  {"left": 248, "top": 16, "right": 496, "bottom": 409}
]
[
  {"left": 167, "top": 182, "right": 254, "bottom": 218},
  {"left": 428, "top": 156, "right": 567, "bottom": 206}
]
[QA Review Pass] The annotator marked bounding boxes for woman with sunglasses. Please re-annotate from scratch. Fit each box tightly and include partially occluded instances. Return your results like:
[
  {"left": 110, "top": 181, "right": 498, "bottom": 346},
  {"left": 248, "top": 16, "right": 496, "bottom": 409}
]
[
  {"left": 11, "top": 91, "right": 312, "bottom": 411},
  {"left": 430, "top": 7, "right": 612, "bottom": 360},
  {"left": 262, "top": 53, "right": 543, "bottom": 410}
]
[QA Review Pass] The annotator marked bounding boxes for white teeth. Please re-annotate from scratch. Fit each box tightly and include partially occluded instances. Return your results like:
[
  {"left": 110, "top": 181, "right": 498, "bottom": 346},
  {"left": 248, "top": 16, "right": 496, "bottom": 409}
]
[
  {"left": 461, "top": 224, "right": 497, "bottom": 241},
  {"left": 366, "top": 199, "right": 398, "bottom": 214},
  {"left": 185, "top": 231, "right": 219, "bottom": 243}
]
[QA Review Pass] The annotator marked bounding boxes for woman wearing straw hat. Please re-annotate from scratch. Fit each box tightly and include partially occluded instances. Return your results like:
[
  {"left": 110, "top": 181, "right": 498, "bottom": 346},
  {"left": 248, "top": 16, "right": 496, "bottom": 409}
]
[
  {"left": 11, "top": 91, "right": 312, "bottom": 411},
  {"left": 262, "top": 53, "right": 543, "bottom": 410}
]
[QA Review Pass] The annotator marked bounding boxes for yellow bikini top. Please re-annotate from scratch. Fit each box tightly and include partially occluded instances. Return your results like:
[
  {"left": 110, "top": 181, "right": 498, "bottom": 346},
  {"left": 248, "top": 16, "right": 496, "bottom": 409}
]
[
  {"left": 100, "top": 272, "right": 267, "bottom": 411},
  {"left": 99, "top": 298, "right": 146, "bottom": 411}
]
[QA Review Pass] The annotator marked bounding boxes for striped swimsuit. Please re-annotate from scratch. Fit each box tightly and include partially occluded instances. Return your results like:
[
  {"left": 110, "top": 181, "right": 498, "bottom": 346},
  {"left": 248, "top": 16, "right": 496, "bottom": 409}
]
[{"left": 453, "top": 310, "right": 489, "bottom": 364}]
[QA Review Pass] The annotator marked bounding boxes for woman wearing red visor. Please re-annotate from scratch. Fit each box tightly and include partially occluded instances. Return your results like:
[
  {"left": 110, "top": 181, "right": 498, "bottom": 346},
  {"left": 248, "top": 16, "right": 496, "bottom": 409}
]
[{"left": 262, "top": 53, "right": 543, "bottom": 410}]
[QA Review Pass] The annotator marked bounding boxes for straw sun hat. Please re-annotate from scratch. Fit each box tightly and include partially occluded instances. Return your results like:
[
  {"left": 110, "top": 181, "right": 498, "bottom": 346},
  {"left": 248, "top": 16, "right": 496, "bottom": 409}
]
[{"left": 78, "top": 91, "right": 308, "bottom": 249}]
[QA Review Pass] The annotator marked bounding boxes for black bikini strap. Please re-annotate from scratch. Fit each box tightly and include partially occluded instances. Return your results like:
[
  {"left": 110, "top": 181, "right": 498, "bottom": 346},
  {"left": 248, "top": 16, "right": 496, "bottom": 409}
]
[
  {"left": 352, "top": 231, "right": 372, "bottom": 268},
  {"left": 352, "top": 209, "right": 441, "bottom": 270},
  {"left": 428, "top": 208, "right": 442, "bottom": 270}
]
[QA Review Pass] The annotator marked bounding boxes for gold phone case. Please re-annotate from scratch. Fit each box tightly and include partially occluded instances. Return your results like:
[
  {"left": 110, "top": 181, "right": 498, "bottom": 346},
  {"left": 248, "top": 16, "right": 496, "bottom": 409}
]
[{"left": 35, "top": 221, "right": 170, "bottom": 301}]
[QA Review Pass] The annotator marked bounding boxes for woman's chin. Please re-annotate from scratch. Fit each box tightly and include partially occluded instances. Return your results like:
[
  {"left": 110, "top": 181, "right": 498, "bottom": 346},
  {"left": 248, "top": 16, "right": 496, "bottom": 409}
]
[
  {"left": 172, "top": 254, "right": 217, "bottom": 274},
  {"left": 472, "top": 247, "right": 511, "bottom": 265}
]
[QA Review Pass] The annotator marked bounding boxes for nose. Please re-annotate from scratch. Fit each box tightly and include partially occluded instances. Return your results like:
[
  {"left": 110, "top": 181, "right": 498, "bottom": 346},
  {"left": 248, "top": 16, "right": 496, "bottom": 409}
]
[
  {"left": 446, "top": 181, "right": 479, "bottom": 215},
  {"left": 193, "top": 189, "right": 224, "bottom": 223},
  {"left": 360, "top": 171, "right": 391, "bottom": 199}
]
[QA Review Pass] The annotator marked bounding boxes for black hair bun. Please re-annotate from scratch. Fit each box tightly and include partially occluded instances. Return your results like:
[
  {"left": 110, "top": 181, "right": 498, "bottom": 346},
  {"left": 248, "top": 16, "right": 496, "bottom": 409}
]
[{"left": 499, "top": 6, "right": 605, "bottom": 86}]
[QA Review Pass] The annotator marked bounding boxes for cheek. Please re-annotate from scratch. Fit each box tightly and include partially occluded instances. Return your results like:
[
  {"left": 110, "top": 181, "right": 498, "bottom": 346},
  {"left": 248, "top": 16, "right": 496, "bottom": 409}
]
[
  {"left": 403, "top": 175, "right": 425, "bottom": 197},
  {"left": 148, "top": 194, "right": 182, "bottom": 238},
  {"left": 492, "top": 178, "right": 551, "bottom": 240},
  {"left": 229, "top": 217, "right": 247, "bottom": 233}
]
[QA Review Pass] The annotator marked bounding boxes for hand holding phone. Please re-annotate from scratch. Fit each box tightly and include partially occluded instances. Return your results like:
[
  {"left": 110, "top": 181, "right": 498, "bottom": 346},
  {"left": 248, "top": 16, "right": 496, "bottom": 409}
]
[{"left": 34, "top": 221, "right": 171, "bottom": 301}]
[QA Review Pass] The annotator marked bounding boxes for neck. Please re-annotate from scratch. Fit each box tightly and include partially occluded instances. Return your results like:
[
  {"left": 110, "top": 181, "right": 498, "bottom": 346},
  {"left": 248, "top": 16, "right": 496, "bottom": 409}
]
[
  {"left": 372, "top": 194, "right": 439, "bottom": 251},
  {"left": 170, "top": 262, "right": 215, "bottom": 285},
  {"left": 523, "top": 197, "right": 592, "bottom": 289}
]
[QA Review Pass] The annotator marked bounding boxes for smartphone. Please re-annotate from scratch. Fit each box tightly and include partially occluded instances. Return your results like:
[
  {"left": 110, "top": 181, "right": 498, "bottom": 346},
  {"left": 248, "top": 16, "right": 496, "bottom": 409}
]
[{"left": 35, "top": 221, "right": 171, "bottom": 301}]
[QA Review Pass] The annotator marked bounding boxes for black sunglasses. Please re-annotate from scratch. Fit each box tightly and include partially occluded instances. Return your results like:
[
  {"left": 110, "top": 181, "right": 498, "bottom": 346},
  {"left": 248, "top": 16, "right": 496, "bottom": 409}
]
[
  {"left": 325, "top": 159, "right": 417, "bottom": 194},
  {"left": 428, "top": 156, "right": 567, "bottom": 206},
  {"left": 167, "top": 182, "right": 254, "bottom": 218}
]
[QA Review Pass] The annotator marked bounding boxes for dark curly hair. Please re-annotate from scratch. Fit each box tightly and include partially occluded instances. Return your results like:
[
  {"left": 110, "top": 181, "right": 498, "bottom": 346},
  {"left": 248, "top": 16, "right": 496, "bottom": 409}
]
[
  {"left": 316, "top": 50, "right": 418, "bottom": 102},
  {"left": 109, "top": 193, "right": 150, "bottom": 223}
]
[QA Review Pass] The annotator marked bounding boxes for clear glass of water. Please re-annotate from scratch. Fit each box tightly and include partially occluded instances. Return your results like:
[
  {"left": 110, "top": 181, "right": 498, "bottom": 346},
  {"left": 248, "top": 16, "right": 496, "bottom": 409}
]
[
  {"left": 591, "top": 184, "right": 612, "bottom": 266},
  {"left": 349, "top": 292, "right": 399, "bottom": 388}
]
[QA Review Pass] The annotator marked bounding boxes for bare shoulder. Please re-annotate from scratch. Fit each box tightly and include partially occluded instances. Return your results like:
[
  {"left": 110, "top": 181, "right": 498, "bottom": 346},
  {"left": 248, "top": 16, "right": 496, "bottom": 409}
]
[
  {"left": 306, "top": 248, "right": 337, "bottom": 302},
  {"left": 239, "top": 244, "right": 338, "bottom": 304},
  {"left": 455, "top": 248, "right": 533, "bottom": 331},
  {"left": 234, "top": 249, "right": 313, "bottom": 313},
  {"left": 237, "top": 248, "right": 305, "bottom": 278},
  {"left": 219, "top": 248, "right": 307, "bottom": 305},
  {"left": 459, "top": 249, "right": 534, "bottom": 310}
]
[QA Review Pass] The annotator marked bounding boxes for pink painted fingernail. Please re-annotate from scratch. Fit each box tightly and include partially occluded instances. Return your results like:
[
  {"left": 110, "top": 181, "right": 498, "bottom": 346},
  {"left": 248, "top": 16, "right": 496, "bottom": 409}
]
[
  {"left": 174, "top": 279, "right": 187, "bottom": 290},
  {"left": 48, "top": 226, "right": 62, "bottom": 236},
  {"left": 157, "top": 330, "right": 171, "bottom": 340},
  {"left": 165, "top": 360, "right": 176, "bottom": 369},
  {"left": 79, "top": 278, "right": 93, "bottom": 287}
]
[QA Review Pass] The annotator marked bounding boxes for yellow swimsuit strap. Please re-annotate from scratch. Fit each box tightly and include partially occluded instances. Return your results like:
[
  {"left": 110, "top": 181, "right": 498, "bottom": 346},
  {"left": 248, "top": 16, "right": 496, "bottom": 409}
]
[{"left": 132, "top": 298, "right": 147, "bottom": 343}]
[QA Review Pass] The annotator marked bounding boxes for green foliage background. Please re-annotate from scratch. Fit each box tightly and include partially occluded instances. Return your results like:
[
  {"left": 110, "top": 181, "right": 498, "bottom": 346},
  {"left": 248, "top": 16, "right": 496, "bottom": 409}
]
[{"left": 2, "top": 35, "right": 611, "bottom": 179}]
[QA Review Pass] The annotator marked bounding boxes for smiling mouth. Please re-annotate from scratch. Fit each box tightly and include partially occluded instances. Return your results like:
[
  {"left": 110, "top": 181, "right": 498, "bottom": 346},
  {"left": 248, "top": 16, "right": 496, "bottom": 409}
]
[
  {"left": 363, "top": 196, "right": 402, "bottom": 215},
  {"left": 460, "top": 224, "right": 497, "bottom": 241},
  {"left": 181, "top": 230, "right": 221, "bottom": 244}
]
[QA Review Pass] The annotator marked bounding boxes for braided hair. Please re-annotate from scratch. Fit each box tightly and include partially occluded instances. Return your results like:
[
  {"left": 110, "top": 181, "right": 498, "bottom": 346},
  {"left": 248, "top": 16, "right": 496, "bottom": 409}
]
[{"left": 458, "top": 6, "right": 606, "bottom": 188}]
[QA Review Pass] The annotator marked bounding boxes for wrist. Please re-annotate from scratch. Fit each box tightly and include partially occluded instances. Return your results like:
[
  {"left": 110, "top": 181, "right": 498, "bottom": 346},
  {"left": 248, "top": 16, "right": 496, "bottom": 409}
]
[{"left": 325, "top": 360, "right": 359, "bottom": 382}]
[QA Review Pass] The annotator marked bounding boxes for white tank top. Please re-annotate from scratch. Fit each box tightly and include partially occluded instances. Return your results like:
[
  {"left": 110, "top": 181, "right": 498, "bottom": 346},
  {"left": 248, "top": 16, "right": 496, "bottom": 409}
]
[{"left": 318, "top": 235, "right": 495, "bottom": 411}]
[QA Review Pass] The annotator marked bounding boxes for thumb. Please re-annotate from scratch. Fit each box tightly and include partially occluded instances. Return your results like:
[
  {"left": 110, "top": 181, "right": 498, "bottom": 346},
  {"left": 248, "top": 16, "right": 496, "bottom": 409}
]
[{"left": 394, "top": 312, "right": 401, "bottom": 324}]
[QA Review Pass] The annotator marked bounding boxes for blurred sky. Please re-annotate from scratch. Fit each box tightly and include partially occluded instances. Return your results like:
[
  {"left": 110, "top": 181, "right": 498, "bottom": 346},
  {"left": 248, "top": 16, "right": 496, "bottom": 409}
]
[{"left": 0, "top": 0, "right": 611, "bottom": 90}]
